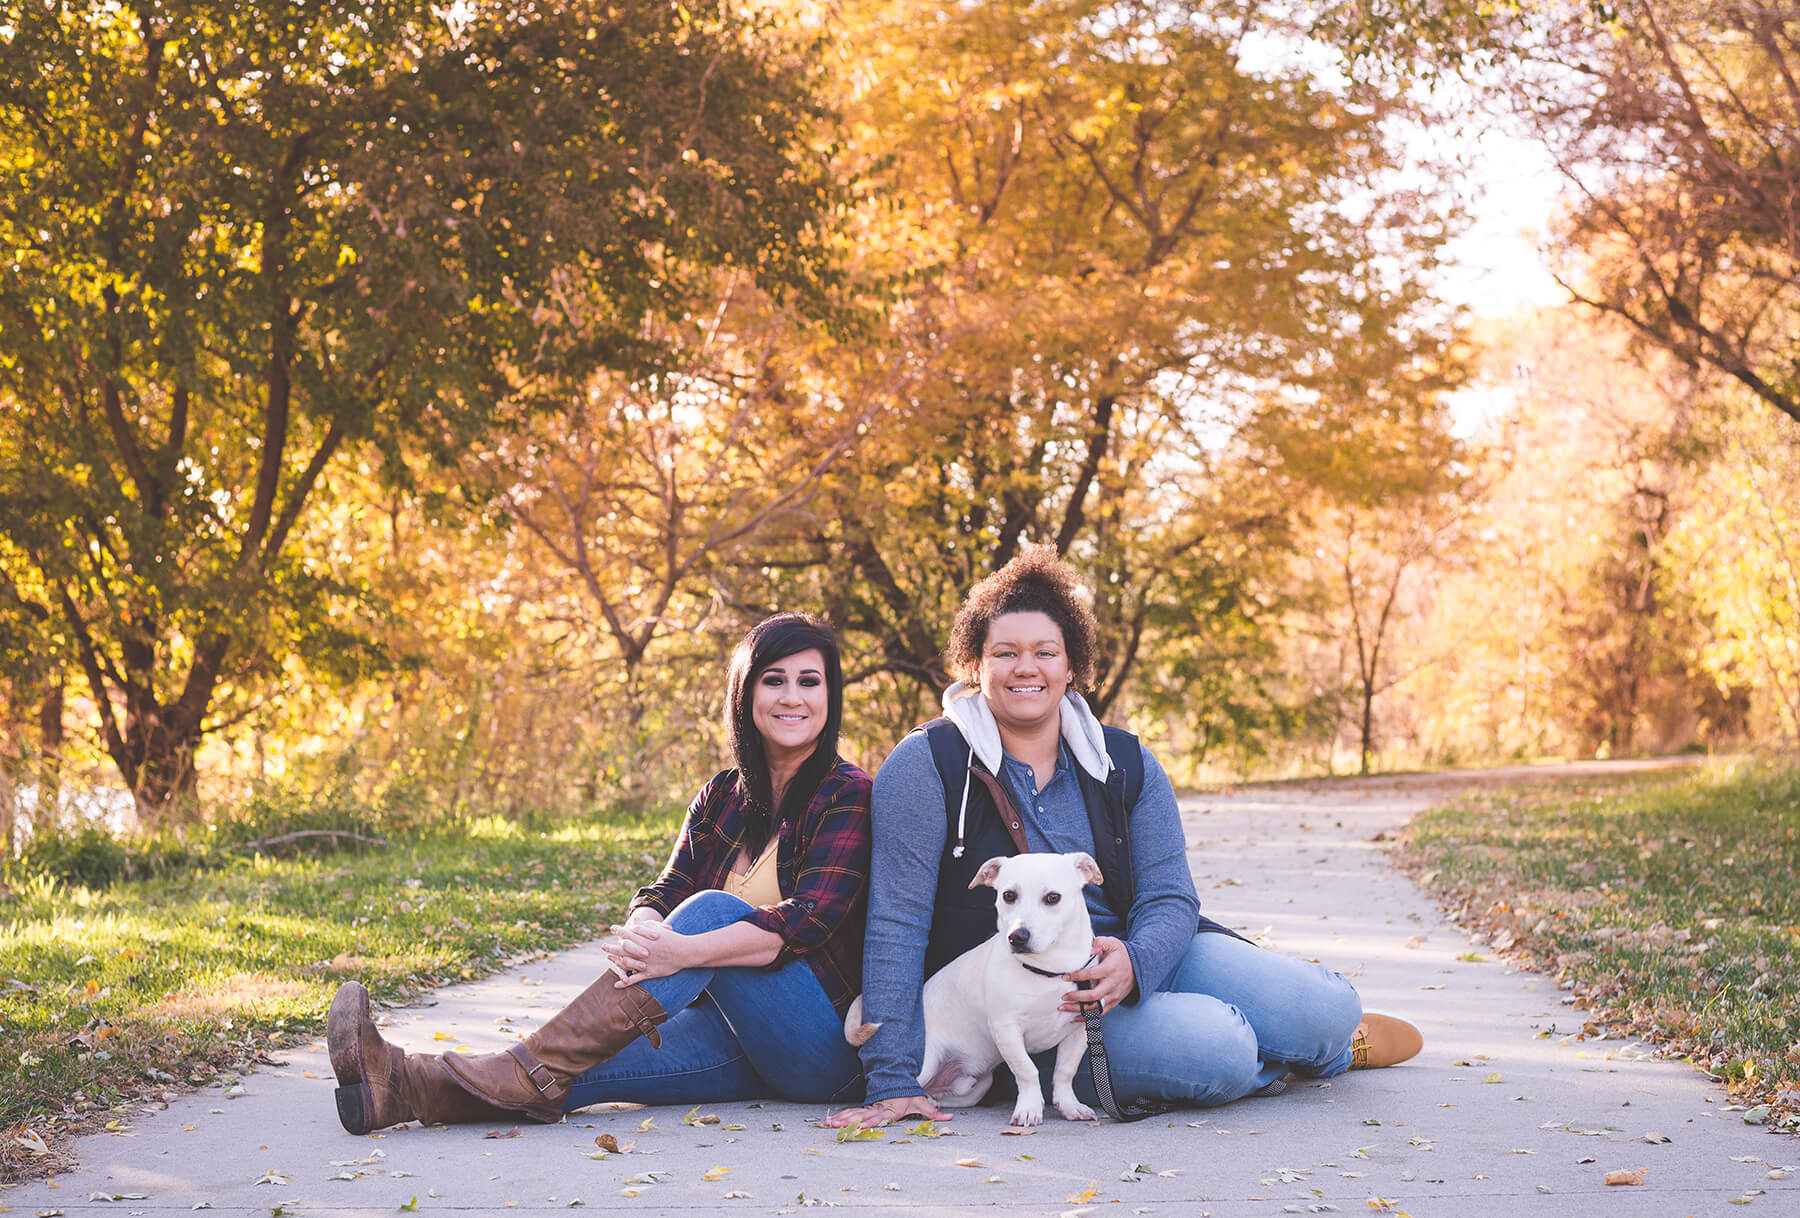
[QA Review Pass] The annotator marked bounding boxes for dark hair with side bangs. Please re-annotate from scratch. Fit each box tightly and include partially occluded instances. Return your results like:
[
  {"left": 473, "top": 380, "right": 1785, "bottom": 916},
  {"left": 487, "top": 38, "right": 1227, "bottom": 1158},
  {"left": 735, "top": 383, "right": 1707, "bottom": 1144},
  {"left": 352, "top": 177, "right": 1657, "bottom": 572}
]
[
  {"left": 945, "top": 547, "right": 1099, "bottom": 690},
  {"left": 724, "top": 612, "right": 845, "bottom": 847}
]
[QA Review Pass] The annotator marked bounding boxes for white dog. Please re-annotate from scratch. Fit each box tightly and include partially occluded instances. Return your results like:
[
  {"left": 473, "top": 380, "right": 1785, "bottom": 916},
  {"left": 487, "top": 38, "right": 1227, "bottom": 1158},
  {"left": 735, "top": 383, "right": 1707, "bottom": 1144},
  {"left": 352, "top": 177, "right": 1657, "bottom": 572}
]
[{"left": 847, "top": 851, "right": 1102, "bottom": 1126}]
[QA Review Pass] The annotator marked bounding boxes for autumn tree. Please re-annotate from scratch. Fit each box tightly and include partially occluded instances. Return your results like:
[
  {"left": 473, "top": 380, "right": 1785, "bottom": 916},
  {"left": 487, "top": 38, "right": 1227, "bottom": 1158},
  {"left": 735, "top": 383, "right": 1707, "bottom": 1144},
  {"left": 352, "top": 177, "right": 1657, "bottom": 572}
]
[
  {"left": 789, "top": 0, "right": 1460, "bottom": 742},
  {"left": 0, "top": 1, "right": 840, "bottom": 819},
  {"left": 1326, "top": 1, "right": 1800, "bottom": 425}
]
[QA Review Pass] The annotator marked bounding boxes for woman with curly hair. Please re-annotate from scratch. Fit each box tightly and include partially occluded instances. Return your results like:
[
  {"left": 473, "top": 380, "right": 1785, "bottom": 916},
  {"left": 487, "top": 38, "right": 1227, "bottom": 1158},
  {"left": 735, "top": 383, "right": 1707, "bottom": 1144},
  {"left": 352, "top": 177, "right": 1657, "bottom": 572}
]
[
  {"left": 328, "top": 612, "right": 871, "bottom": 1132},
  {"left": 828, "top": 549, "right": 1419, "bottom": 1128}
]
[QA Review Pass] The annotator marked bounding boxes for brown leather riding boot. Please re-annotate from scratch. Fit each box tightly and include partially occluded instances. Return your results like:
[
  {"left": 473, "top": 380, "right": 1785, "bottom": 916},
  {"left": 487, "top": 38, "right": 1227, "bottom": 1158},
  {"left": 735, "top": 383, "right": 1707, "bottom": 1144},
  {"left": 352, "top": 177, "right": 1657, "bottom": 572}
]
[
  {"left": 440, "top": 976, "right": 669, "bottom": 1122},
  {"left": 327, "top": 981, "right": 515, "bottom": 1133}
]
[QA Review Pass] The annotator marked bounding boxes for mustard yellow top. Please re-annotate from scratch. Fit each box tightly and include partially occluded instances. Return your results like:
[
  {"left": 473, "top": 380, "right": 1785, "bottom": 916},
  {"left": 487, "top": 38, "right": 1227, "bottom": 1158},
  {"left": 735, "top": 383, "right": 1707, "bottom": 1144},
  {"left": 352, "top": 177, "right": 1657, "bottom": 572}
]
[{"left": 722, "top": 837, "right": 781, "bottom": 908}]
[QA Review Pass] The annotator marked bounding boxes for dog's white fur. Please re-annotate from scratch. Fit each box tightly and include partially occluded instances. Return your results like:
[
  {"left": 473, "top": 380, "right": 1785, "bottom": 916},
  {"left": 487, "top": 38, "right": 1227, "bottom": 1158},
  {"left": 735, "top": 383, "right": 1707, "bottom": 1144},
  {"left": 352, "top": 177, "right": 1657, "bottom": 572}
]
[{"left": 845, "top": 851, "right": 1102, "bottom": 1126}]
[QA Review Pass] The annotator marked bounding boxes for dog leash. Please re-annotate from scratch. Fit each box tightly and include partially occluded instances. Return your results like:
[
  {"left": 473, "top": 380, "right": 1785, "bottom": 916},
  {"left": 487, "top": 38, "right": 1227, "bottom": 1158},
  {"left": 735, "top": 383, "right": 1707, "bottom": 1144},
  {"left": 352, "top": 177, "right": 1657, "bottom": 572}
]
[
  {"left": 1073, "top": 981, "right": 1170, "bottom": 1123},
  {"left": 1023, "top": 952, "right": 1169, "bottom": 1123}
]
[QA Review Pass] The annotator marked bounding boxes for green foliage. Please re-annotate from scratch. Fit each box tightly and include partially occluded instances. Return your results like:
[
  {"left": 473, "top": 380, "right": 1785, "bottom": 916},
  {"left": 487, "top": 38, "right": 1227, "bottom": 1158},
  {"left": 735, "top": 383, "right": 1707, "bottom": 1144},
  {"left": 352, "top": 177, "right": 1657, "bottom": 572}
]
[
  {"left": 1402, "top": 761, "right": 1800, "bottom": 1114},
  {"left": 0, "top": 0, "right": 842, "bottom": 817}
]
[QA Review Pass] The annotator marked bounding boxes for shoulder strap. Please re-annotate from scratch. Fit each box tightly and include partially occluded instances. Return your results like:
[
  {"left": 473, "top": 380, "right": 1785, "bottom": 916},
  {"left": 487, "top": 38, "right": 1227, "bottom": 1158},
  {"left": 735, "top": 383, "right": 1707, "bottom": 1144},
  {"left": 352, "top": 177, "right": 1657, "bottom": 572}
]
[{"left": 922, "top": 719, "right": 1029, "bottom": 857}]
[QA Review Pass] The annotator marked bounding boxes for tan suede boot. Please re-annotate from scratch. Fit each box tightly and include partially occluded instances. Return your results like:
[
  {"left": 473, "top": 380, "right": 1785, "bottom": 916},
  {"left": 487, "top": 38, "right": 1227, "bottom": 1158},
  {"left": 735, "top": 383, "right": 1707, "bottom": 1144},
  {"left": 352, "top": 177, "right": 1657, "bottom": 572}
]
[
  {"left": 1348, "top": 1012, "right": 1424, "bottom": 1069},
  {"left": 440, "top": 976, "right": 669, "bottom": 1122},
  {"left": 327, "top": 981, "right": 516, "bottom": 1133}
]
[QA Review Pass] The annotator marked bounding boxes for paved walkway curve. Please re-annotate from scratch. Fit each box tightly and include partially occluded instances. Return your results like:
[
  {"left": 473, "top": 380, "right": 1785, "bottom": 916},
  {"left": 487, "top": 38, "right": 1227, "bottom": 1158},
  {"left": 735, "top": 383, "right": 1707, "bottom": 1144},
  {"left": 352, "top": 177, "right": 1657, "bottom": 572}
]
[{"left": 10, "top": 760, "right": 1797, "bottom": 1216}]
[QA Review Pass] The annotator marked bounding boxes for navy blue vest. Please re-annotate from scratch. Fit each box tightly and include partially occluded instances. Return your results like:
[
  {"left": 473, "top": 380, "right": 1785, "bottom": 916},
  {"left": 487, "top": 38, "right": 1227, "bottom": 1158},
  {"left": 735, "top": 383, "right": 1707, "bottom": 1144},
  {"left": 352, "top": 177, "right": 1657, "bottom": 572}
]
[{"left": 918, "top": 717, "right": 1243, "bottom": 982}]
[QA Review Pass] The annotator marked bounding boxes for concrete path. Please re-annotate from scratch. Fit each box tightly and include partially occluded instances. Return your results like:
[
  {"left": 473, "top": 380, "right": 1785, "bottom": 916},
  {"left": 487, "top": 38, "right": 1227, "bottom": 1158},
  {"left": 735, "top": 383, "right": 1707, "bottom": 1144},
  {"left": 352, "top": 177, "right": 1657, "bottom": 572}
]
[{"left": 10, "top": 760, "right": 1796, "bottom": 1216}]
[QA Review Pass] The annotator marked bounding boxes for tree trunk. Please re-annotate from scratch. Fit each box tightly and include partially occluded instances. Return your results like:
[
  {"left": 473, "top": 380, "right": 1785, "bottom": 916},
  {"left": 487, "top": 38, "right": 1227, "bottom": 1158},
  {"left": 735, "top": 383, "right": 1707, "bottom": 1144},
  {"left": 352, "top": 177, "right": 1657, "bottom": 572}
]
[
  {"left": 37, "top": 672, "right": 63, "bottom": 811},
  {"left": 119, "top": 698, "right": 203, "bottom": 825},
  {"left": 1359, "top": 682, "right": 1375, "bottom": 776}
]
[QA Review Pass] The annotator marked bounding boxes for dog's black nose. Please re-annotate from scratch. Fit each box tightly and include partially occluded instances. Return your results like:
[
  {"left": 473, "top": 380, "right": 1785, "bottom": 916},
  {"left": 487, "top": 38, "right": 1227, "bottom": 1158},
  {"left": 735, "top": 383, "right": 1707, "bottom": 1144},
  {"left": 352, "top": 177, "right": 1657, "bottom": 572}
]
[{"left": 1007, "top": 928, "right": 1030, "bottom": 951}]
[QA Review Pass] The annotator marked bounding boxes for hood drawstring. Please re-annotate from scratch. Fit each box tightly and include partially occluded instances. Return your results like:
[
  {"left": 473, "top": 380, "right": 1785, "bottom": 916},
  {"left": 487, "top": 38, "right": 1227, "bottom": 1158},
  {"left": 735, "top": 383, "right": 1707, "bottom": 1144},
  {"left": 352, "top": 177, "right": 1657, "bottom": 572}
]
[{"left": 951, "top": 750, "right": 973, "bottom": 859}]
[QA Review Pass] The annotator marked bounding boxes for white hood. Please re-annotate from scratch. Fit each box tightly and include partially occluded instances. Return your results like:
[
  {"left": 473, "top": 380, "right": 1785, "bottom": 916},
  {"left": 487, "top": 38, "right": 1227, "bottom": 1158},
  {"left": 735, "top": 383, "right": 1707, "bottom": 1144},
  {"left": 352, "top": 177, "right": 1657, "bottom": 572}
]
[{"left": 940, "top": 681, "right": 1112, "bottom": 781}]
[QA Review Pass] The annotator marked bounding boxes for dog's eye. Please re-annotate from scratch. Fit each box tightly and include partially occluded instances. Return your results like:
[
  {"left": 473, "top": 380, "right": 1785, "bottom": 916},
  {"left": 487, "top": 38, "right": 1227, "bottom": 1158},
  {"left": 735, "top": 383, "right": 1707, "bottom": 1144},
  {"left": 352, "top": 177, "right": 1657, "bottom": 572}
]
[
  {"left": 1042, "top": 891, "right": 1061, "bottom": 905},
  {"left": 1001, "top": 889, "right": 1018, "bottom": 903}
]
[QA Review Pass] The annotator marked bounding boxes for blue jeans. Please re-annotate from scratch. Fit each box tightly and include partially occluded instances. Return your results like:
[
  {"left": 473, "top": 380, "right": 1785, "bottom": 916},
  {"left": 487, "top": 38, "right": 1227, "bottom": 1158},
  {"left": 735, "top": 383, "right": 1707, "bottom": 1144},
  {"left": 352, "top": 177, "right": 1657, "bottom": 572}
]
[
  {"left": 561, "top": 890, "right": 865, "bottom": 1111},
  {"left": 1006, "top": 931, "right": 1362, "bottom": 1109}
]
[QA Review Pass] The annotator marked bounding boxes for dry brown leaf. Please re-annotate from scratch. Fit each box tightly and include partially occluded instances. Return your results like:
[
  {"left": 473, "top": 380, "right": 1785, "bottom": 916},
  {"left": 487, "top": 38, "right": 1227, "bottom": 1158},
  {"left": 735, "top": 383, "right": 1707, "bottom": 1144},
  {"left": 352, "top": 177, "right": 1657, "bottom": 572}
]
[
  {"left": 484, "top": 1127, "right": 523, "bottom": 1140},
  {"left": 593, "top": 1135, "right": 636, "bottom": 1154},
  {"left": 1605, "top": 1168, "right": 1648, "bottom": 1186},
  {"left": 956, "top": 1156, "right": 983, "bottom": 1168}
]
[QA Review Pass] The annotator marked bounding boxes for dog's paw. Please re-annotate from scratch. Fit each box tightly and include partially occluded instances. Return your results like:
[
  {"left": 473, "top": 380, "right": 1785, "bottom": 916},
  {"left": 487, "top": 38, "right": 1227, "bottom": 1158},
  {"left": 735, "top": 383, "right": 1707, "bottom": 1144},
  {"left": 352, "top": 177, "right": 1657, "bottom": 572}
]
[
  {"left": 1056, "top": 1098, "right": 1097, "bottom": 1122},
  {"left": 1008, "top": 1101, "right": 1045, "bottom": 1127}
]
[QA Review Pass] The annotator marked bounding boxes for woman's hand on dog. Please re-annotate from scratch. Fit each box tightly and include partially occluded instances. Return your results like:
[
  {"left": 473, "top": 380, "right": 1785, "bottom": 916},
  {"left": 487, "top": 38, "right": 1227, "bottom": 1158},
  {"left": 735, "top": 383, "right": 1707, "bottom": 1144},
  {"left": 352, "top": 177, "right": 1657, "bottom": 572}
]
[
  {"left": 1059, "top": 935, "right": 1135, "bottom": 1014},
  {"left": 823, "top": 1094, "right": 951, "bottom": 1129}
]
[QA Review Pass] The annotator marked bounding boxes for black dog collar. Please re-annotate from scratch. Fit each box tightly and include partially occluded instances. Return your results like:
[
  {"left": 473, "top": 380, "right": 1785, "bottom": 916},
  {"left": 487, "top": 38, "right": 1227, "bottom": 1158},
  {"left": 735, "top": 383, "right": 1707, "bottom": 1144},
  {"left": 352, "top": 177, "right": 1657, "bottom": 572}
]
[{"left": 1016, "top": 951, "right": 1099, "bottom": 981}]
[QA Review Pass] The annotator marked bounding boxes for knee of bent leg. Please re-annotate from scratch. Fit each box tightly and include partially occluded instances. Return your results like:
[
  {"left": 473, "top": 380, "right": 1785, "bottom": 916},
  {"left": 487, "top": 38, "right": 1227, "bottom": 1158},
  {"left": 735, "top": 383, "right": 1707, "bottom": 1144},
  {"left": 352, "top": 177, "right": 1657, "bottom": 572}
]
[{"left": 664, "top": 889, "right": 755, "bottom": 934}]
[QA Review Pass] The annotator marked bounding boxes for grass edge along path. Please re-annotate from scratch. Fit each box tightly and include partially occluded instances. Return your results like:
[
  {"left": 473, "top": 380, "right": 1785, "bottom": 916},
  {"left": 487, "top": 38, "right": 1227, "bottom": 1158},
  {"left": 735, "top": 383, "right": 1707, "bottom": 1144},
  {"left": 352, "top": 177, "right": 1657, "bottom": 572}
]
[
  {"left": 1395, "top": 758, "right": 1800, "bottom": 1135},
  {"left": 0, "top": 806, "right": 681, "bottom": 1185}
]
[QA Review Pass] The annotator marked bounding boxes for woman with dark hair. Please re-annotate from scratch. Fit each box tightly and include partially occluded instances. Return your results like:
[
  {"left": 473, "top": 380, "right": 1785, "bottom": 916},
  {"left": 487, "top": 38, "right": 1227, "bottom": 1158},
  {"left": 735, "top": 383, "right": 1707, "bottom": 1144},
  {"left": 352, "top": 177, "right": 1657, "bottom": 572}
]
[
  {"left": 327, "top": 612, "right": 871, "bottom": 1132},
  {"left": 828, "top": 549, "right": 1420, "bottom": 1129}
]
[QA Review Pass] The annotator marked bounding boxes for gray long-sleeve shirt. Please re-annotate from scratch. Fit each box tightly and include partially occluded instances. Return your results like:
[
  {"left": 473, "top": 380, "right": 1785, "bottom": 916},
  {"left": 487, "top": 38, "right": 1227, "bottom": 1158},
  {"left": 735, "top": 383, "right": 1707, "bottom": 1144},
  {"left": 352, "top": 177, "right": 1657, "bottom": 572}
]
[{"left": 857, "top": 727, "right": 1202, "bottom": 1104}]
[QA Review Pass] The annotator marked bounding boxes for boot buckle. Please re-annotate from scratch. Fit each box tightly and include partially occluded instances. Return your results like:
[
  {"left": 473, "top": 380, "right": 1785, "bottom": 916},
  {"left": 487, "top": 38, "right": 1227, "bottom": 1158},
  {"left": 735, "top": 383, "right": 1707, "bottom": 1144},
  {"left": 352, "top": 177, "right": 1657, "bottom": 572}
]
[{"left": 523, "top": 1058, "right": 557, "bottom": 1096}]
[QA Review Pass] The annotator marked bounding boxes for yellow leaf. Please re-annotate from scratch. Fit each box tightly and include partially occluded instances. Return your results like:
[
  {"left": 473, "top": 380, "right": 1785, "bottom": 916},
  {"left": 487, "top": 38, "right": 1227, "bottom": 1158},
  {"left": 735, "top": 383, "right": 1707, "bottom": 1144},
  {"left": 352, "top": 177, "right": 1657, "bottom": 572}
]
[
  {"left": 432, "top": 1031, "right": 455, "bottom": 1041},
  {"left": 833, "top": 1123, "right": 885, "bottom": 1143},
  {"left": 637, "top": 1117, "right": 657, "bottom": 1133},
  {"left": 702, "top": 1166, "right": 729, "bottom": 1181},
  {"left": 956, "top": 1157, "right": 984, "bottom": 1168},
  {"left": 1067, "top": 1182, "right": 1098, "bottom": 1203},
  {"left": 908, "top": 1120, "right": 945, "bottom": 1138},
  {"left": 1484, "top": 1072, "right": 1504, "bottom": 1084}
]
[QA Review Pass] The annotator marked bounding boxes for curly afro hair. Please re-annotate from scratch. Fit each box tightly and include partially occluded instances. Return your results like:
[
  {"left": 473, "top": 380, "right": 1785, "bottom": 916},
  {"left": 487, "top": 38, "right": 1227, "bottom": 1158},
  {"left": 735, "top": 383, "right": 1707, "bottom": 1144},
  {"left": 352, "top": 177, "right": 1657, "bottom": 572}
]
[{"left": 945, "top": 547, "right": 1100, "bottom": 690}]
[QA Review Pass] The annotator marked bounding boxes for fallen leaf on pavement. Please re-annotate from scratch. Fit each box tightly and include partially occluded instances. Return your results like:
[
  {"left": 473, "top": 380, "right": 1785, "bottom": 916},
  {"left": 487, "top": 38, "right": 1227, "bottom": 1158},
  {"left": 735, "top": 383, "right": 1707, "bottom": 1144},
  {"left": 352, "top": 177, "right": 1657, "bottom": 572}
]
[
  {"left": 1605, "top": 1169, "right": 1648, "bottom": 1186},
  {"left": 484, "top": 1127, "right": 523, "bottom": 1140}
]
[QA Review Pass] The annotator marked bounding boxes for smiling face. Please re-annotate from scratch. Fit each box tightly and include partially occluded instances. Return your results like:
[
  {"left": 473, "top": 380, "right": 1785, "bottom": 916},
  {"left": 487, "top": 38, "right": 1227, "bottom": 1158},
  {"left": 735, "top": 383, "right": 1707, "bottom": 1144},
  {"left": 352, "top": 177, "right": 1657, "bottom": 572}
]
[
  {"left": 750, "top": 647, "right": 829, "bottom": 766},
  {"left": 976, "top": 610, "right": 1072, "bottom": 736}
]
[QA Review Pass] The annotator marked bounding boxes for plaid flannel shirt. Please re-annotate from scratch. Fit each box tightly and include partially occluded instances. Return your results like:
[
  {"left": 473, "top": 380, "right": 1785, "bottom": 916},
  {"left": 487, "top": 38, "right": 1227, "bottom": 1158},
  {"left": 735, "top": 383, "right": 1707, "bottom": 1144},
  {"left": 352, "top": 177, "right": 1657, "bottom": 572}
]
[{"left": 628, "top": 757, "right": 873, "bottom": 1017}]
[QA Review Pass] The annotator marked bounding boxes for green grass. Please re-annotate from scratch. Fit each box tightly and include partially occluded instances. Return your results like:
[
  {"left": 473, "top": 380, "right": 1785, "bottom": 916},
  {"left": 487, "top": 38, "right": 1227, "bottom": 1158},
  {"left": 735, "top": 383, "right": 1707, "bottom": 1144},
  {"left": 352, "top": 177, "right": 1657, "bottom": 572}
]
[
  {"left": 0, "top": 807, "right": 680, "bottom": 1181},
  {"left": 1399, "top": 760, "right": 1800, "bottom": 1124}
]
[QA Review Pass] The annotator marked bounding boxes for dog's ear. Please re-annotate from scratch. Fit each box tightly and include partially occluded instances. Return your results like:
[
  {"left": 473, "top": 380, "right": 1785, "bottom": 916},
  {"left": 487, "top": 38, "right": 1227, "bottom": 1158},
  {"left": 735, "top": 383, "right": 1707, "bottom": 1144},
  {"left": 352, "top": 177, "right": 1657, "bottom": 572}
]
[
  {"left": 1070, "top": 851, "right": 1104, "bottom": 887},
  {"left": 970, "top": 856, "right": 1008, "bottom": 889}
]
